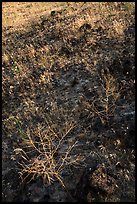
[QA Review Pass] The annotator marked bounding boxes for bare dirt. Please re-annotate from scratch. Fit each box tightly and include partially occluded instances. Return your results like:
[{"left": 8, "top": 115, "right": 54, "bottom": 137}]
[{"left": 2, "top": 2, "right": 135, "bottom": 202}]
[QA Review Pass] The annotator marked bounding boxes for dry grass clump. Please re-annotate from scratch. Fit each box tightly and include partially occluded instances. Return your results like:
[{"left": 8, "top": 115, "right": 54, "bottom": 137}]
[
  {"left": 80, "top": 69, "right": 121, "bottom": 125},
  {"left": 14, "top": 119, "right": 81, "bottom": 187},
  {"left": 92, "top": 69, "right": 121, "bottom": 124}
]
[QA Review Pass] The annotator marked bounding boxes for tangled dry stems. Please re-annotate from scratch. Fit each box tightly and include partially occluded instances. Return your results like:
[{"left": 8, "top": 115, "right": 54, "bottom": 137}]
[
  {"left": 14, "top": 120, "right": 81, "bottom": 187},
  {"left": 94, "top": 69, "right": 121, "bottom": 124},
  {"left": 81, "top": 69, "right": 121, "bottom": 125}
]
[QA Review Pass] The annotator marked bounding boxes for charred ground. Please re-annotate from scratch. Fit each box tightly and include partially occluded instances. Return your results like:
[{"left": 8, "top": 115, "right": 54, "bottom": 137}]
[{"left": 2, "top": 2, "right": 135, "bottom": 202}]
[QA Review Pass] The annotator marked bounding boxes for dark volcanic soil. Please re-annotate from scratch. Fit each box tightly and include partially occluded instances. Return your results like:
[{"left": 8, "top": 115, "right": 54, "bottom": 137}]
[{"left": 2, "top": 2, "right": 135, "bottom": 202}]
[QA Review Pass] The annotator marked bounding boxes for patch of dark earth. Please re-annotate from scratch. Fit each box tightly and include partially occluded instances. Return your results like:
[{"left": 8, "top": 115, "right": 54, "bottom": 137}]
[{"left": 2, "top": 13, "right": 135, "bottom": 203}]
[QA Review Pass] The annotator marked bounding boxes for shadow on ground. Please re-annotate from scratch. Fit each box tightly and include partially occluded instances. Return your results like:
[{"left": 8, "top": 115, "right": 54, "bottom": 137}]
[{"left": 2, "top": 5, "right": 135, "bottom": 202}]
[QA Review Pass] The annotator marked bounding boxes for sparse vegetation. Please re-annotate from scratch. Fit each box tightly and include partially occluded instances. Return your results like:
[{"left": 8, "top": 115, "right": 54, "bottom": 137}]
[
  {"left": 2, "top": 2, "right": 135, "bottom": 202},
  {"left": 16, "top": 119, "right": 80, "bottom": 187}
]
